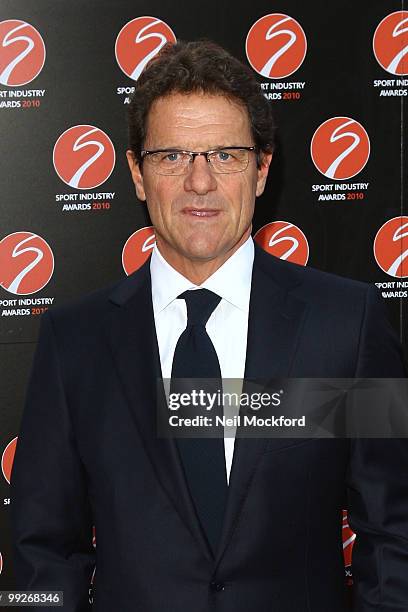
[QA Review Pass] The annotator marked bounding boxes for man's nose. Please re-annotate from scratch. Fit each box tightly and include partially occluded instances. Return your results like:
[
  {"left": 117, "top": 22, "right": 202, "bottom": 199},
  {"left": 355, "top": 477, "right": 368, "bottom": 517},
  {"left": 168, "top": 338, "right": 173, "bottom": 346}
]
[{"left": 183, "top": 154, "right": 217, "bottom": 194}]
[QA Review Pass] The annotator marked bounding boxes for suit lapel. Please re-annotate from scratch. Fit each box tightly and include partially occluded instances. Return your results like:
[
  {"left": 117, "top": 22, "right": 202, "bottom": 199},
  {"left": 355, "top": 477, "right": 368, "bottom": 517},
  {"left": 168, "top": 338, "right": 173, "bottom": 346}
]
[
  {"left": 214, "top": 246, "right": 310, "bottom": 567},
  {"left": 106, "top": 259, "right": 213, "bottom": 562}
]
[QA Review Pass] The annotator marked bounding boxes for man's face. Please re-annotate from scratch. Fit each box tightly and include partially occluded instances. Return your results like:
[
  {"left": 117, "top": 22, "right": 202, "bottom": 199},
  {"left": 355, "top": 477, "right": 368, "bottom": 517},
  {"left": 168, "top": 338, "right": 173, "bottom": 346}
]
[{"left": 127, "top": 92, "right": 272, "bottom": 270}]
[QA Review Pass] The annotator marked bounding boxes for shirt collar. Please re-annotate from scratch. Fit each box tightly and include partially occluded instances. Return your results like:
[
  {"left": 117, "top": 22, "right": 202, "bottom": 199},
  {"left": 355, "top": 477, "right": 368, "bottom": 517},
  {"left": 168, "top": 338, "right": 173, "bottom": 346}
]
[{"left": 150, "top": 236, "right": 254, "bottom": 314}]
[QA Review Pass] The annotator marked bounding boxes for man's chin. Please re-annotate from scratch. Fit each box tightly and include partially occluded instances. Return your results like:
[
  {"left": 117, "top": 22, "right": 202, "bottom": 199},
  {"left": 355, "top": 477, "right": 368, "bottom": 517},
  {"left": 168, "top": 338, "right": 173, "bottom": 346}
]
[
  {"left": 179, "top": 246, "right": 225, "bottom": 263},
  {"left": 157, "top": 232, "right": 245, "bottom": 266},
  {"left": 170, "top": 234, "right": 228, "bottom": 262},
  {"left": 177, "top": 231, "right": 250, "bottom": 263}
]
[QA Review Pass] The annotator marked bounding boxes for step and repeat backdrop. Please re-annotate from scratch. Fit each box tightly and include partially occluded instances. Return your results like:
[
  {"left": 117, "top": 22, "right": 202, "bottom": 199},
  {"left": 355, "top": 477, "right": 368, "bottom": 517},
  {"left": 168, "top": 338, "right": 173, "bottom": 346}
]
[{"left": 0, "top": 0, "right": 406, "bottom": 601}]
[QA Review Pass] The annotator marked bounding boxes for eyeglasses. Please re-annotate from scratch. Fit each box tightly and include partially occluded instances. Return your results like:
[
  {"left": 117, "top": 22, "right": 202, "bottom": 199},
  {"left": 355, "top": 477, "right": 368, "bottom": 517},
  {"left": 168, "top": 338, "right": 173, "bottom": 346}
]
[{"left": 140, "top": 146, "right": 257, "bottom": 175}]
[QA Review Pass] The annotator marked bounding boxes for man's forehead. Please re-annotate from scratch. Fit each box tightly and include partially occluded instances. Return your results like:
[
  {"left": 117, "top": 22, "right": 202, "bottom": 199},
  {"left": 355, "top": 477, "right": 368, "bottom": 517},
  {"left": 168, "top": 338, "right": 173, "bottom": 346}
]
[{"left": 145, "top": 92, "right": 252, "bottom": 146}]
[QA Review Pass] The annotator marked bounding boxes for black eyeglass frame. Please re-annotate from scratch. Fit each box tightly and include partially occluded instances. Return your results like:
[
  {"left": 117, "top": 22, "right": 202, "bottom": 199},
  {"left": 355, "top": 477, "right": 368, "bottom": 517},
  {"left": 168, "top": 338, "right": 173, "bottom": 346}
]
[{"left": 139, "top": 146, "right": 258, "bottom": 173}]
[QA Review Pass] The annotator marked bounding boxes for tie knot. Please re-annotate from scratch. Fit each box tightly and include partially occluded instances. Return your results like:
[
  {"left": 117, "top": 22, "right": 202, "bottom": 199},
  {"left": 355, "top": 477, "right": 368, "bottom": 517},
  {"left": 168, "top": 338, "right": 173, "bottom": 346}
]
[{"left": 179, "top": 289, "right": 221, "bottom": 327}]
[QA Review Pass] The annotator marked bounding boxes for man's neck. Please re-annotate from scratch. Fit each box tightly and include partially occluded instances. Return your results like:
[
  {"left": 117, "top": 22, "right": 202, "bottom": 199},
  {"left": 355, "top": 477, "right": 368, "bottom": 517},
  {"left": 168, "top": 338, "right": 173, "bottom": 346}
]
[{"left": 155, "top": 231, "right": 251, "bottom": 285}]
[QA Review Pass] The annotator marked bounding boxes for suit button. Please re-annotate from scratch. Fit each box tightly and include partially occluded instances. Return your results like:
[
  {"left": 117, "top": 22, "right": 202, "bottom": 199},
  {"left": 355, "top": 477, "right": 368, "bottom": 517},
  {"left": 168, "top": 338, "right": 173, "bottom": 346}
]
[{"left": 210, "top": 581, "right": 225, "bottom": 592}]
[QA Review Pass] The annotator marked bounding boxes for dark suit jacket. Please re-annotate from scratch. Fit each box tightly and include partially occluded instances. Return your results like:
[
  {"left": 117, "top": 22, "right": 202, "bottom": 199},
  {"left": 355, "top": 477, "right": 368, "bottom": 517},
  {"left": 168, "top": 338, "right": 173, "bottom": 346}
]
[{"left": 11, "top": 245, "right": 408, "bottom": 611}]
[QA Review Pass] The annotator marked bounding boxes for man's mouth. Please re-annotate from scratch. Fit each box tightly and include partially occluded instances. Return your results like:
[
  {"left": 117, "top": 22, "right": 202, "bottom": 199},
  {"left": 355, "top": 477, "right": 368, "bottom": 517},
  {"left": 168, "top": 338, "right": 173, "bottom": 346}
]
[{"left": 182, "top": 208, "right": 220, "bottom": 217}]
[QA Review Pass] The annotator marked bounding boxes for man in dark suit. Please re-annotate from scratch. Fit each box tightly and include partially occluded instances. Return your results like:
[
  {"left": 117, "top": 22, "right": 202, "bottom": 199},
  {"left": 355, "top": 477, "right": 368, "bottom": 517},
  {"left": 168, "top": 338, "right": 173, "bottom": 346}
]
[{"left": 11, "top": 40, "right": 408, "bottom": 611}]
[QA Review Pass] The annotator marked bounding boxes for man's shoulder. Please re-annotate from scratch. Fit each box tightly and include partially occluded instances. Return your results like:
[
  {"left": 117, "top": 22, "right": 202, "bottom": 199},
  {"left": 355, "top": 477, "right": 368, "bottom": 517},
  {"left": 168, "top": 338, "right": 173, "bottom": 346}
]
[
  {"left": 45, "top": 259, "right": 150, "bottom": 331},
  {"left": 254, "top": 245, "right": 371, "bottom": 304}
]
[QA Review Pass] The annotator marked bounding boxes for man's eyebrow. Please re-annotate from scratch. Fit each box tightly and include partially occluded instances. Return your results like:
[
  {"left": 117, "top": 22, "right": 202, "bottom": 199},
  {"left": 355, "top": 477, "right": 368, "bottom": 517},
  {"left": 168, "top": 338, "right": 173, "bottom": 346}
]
[{"left": 144, "top": 145, "right": 247, "bottom": 150}]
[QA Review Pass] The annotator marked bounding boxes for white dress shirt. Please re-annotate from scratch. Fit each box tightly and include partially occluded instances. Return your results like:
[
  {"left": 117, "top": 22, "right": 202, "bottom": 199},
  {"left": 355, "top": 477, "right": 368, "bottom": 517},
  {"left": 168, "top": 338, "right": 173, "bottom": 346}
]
[{"left": 150, "top": 236, "right": 254, "bottom": 483}]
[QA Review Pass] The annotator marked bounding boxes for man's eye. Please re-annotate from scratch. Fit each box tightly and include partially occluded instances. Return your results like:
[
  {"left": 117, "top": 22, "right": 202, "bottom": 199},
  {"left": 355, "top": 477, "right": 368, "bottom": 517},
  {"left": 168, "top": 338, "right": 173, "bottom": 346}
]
[
  {"left": 163, "top": 152, "right": 180, "bottom": 162},
  {"left": 216, "top": 151, "right": 232, "bottom": 162}
]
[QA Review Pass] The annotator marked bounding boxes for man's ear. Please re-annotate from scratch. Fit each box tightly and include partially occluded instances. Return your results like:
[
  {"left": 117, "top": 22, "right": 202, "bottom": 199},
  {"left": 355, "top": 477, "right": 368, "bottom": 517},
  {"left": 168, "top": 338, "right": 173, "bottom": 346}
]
[
  {"left": 255, "top": 151, "right": 273, "bottom": 197},
  {"left": 126, "top": 150, "right": 146, "bottom": 202}
]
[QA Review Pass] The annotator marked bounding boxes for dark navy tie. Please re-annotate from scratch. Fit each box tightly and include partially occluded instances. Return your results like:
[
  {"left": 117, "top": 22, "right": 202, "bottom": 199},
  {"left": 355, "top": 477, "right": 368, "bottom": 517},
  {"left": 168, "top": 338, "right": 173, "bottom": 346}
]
[{"left": 171, "top": 289, "right": 227, "bottom": 555}]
